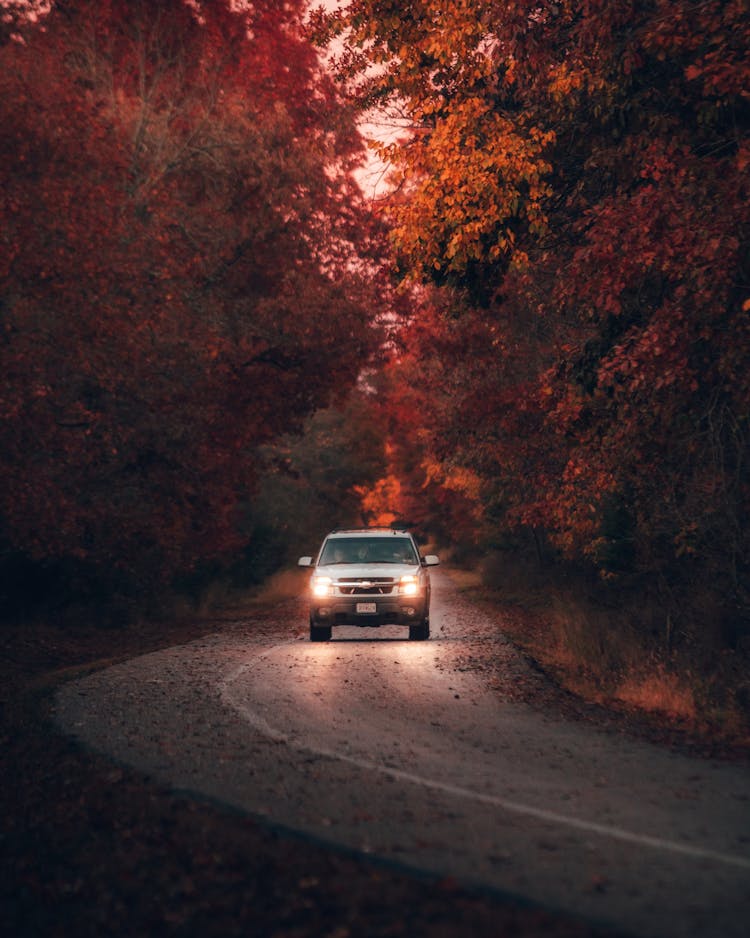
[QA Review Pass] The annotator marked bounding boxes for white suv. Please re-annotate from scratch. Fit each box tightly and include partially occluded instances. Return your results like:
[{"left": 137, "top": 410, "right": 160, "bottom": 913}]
[{"left": 298, "top": 528, "right": 439, "bottom": 641}]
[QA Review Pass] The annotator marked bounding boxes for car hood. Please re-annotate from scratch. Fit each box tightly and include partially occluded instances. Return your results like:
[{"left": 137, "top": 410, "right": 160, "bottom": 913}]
[{"left": 316, "top": 562, "right": 421, "bottom": 579}]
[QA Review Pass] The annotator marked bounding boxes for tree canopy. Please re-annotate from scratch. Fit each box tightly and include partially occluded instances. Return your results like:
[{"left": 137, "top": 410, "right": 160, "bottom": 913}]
[
  {"left": 0, "top": 0, "right": 383, "bottom": 599},
  {"left": 2, "top": 0, "right": 749, "bottom": 639},
  {"left": 322, "top": 0, "right": 750, "bottom": 633}
]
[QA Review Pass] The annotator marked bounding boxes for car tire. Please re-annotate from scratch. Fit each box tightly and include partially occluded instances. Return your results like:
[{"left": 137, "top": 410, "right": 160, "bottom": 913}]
[
  {"left": 409, "top": 619, "right": 430, "bottom": 641},
  {"left": 310, "top": 619, "right": 332, "bottom": 642}
]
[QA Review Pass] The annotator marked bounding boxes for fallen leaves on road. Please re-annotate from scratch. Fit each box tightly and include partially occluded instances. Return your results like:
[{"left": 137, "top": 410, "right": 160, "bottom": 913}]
[{"left": 1, "top": 608, "right": 613, "bottom": 938}]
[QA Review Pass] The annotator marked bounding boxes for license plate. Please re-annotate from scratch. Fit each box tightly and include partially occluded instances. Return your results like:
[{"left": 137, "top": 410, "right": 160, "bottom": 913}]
[{"left": 356, "top": 602, "right": 377, "bottom": 614}]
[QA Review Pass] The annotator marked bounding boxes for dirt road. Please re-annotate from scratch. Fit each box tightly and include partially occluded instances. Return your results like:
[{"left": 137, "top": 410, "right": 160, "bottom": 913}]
[{"left": 55, "top": 571, "right": 750, "bottom": 938}]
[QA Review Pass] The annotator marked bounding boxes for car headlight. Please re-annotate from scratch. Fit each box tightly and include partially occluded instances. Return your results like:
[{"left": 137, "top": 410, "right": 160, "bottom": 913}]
[
  {"left": 311, "top": 576, "right": 332, "bottom": 598},
  {"left": 399, "top": 575, "right": 419, "bottom": 596}
]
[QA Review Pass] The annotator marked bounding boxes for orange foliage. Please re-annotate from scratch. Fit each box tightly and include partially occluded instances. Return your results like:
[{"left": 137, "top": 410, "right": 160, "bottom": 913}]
[
  {"left": 355, "top": 474, "right": 403, "bottom": 528},
  {"left": 324, "top": 0, "right": 750, "bottom": 610}
]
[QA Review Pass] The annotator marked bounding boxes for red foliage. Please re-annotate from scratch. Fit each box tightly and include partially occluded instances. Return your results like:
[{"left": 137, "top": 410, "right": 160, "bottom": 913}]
[{"left": 0, "top": 0, "right": 382, "bottom": 587}]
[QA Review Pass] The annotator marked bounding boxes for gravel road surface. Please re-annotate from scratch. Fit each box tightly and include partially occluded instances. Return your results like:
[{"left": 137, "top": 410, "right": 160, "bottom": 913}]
[{"left": 55, "top": 571, "right": 750, "bottom": 938}]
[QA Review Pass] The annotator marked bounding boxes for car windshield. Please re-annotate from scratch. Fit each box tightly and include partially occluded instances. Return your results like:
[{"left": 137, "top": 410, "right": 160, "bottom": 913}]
[{"left": 319, "top": 536, "right": 418, "bottom": 566}]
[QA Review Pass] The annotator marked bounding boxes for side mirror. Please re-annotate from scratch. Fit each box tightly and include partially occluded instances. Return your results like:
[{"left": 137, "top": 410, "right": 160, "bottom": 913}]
[
  {"left": 298, "top": 556, "right": 313, "bottom": 567},
  {"left": 422, "top": 555, "right": 440, "bottom": 566}
]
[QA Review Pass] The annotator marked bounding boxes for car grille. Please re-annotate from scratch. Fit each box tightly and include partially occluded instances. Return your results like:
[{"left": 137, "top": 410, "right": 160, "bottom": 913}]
[{"left": 337, "top": 577, "right": 395, "bottom": 595}]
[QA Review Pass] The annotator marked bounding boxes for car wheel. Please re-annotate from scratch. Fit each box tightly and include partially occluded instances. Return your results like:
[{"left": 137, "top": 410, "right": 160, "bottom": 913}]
[
  {"left": 310, "top": 619, "right": 332, "bottom": 642},
  {"left": 409, "top": 619, "right": 429, "bottom": 641}
]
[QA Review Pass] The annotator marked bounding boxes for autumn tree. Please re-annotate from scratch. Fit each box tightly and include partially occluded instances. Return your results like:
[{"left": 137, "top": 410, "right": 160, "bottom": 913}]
[
  {"left": 319, "top": 1, "right": 750, "bottom": 641},
  {"left": 0, "top": 0, "right": 383, "bottom": 608}
]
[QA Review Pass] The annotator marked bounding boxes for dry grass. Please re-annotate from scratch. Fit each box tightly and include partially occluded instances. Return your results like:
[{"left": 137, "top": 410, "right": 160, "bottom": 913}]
[
  {"left": 614, "top": 668, "right": 696, "bottom": 720},
  {"left": 247, "top": 566, "right": 309, "bottom": 605},
  {"left": 464, "top": 550, "right": 750, "bottom": 745},
  {"left": 165, "top": 567, "right": 309, "bottom": 622},
  {"left": 442, "top": 566, "right": 483, "bottom": 591}
]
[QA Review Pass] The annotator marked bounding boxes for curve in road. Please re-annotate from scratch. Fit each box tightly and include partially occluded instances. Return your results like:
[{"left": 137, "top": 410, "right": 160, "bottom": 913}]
[{"left": 56, "top": 571, "right": 750, "bottom": 938}]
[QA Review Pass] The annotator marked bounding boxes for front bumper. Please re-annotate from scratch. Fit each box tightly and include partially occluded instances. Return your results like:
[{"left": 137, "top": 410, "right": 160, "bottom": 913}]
[{"left": 311, "top": 596, "right": 428, "bottom": 627}]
